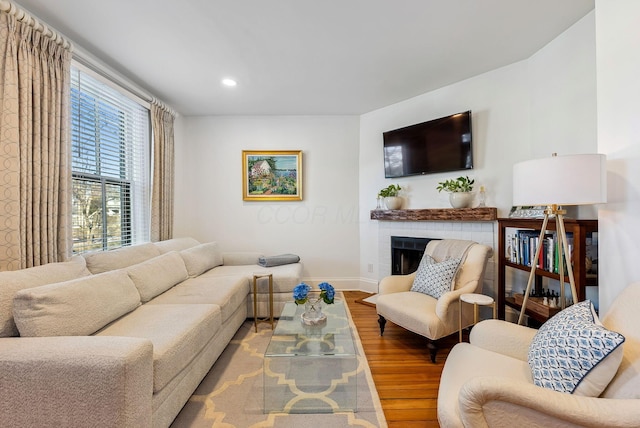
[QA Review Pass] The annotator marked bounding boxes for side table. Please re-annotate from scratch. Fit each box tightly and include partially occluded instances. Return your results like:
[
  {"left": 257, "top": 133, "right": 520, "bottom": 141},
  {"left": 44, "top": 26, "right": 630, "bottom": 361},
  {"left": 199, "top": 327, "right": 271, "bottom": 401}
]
[
  {"left": 459, "top": 293, "right": 496, "bottom": 342},
  {"left": 253, "top": 273, "right": 274, "bottom": 332}
]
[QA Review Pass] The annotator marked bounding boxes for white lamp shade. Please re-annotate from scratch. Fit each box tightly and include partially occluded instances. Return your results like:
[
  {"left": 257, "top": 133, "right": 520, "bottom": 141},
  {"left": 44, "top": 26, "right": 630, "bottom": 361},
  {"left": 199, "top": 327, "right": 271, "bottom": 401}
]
[{"left": 513, "top": 154, "right": 607, "bottom": 206}]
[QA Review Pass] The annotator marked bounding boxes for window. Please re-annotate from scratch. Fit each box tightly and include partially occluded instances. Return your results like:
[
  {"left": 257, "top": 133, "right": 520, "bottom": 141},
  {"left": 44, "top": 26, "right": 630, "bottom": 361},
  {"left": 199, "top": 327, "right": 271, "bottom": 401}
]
[{"left": 70, "top": 65, "right": 151, "bottom": 254}]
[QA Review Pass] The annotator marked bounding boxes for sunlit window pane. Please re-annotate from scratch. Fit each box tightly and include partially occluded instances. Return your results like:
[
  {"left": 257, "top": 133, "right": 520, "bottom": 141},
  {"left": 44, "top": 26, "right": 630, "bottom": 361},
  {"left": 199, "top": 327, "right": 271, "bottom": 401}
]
[{"left": 70, "top": 65, "right": 150, "bottom": 254}]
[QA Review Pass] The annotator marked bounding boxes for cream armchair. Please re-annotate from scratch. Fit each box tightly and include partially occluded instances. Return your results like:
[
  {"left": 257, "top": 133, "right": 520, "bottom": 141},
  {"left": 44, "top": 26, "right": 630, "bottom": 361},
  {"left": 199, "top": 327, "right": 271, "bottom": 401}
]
[
  {"left": 376, "top": 239, "right": 493, "bottom": 362},
  {"left": 437, "top": 282, "right": 640, "bottom": 427}
]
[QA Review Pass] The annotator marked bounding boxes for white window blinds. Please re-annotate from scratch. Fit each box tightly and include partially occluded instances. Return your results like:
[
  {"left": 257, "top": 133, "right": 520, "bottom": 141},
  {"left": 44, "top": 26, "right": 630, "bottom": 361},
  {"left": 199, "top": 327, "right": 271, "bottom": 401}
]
[{"left": 70, "top": 66, "right": 151, "bottom": 253}]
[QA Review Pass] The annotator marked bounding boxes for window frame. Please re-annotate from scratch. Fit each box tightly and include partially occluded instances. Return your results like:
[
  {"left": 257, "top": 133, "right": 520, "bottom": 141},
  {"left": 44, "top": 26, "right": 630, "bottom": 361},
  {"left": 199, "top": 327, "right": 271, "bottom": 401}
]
[{"left": 70, "top": 62, "right": 151, "bottom": 254}]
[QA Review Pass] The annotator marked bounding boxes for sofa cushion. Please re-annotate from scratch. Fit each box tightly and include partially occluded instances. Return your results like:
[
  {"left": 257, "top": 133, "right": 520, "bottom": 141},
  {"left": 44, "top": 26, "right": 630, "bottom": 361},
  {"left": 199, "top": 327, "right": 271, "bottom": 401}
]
[
  {"left": 204, "top": 263, "right": 302, "bottom": 294},
  {"left": 410, "top": 255, "right": 461, "bottom": 299},
  {"left": 96, "top": 304, "right": 222, "bottom": 393},
  {"left": 127, "top": 252, "right": 189, "bottom": 302},
  {"left": 376, "top": 291, "right": 445, "bottom": 338},
  {"left": 0, "top": 257, "right": 91, "bottom": 337},
  {"left": 528, "top": 300, "right": 625, "bottom": 396},
  {"left": 154, "top": 237, "right": 200, "bottom": 254},
  {"left": 83, "top": 243, "right": 161, "bottom": 274},
  {"left": 222, "top": 252, "right": 261, "bottom": 266},
  {"left": 180, "top": 242, "right": 224, "bottom": 277},
  {"left": 13, "top": 270, "right": 141, "bottom": 337},
  {"left": 146, "top": 274, "right": 249, "bottom": 322}
]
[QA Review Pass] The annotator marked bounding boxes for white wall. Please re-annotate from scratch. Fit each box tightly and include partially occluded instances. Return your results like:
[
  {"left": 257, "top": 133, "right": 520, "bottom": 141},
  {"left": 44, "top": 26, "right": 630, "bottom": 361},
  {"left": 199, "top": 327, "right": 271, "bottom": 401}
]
[
  {"left": 595, "top": 0, "right": 640, "bottom": 313},
  {"left": 173, "top": 115, "right": 362, "bottom": 289},
  {"left": 359, "top": 63, "right": 529, "bottom": 285},
  {"left": 359, "top": 12, "right": 597, "bottom": 287},
  {"left": 529, "top": 11, "right": 599, "bottom": 220},
  {"left": 173, "top": 12, "right": 598, "bottom": 297},
  {"left": 529, "top": 12, "right": 597, "bottom": 158}
]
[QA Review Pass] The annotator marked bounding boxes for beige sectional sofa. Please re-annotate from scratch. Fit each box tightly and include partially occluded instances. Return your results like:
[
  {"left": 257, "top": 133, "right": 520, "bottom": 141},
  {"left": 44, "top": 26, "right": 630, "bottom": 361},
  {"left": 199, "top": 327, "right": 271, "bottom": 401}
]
[{"left": 0, "top": 237, "right": 302, "bottom": 428}]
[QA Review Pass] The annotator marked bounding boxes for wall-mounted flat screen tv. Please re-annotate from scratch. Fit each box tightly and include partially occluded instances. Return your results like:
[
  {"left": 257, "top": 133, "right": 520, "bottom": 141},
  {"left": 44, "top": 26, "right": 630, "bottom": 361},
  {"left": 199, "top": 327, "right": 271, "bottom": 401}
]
[{"left": 383, "top": 110, "right": 473, "bottom": 178}]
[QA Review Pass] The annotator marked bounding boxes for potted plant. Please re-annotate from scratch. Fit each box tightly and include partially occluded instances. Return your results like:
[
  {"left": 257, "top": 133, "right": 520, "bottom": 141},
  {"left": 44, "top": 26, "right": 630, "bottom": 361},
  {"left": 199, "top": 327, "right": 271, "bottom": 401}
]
[
  {"left": 378, "top": 184, "right": 403, "bottom": 210},
  {"left": 436, "top": 176, "right": 475, "bottom": 208}
]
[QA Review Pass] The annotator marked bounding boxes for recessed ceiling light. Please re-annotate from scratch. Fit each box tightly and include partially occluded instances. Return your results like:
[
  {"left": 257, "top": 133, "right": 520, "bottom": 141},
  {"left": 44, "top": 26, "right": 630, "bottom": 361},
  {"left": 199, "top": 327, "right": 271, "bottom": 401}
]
[{"left": 222, "top": 78, "right": 237, "bottom": 87}]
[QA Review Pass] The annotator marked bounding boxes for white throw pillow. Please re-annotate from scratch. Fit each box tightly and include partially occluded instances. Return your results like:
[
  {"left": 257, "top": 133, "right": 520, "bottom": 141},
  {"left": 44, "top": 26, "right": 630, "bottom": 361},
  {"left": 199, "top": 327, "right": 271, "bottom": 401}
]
[
  {"left": 154, "top": 237, "right": 200, "bottom": 253},
  {"left": 0, "top": 257, "right": 91, "bottom": 337},
  {"left": 13, "top": 270, "right": 141, "bottom": 337},
  {"left": 528, "top": 300, "right": 625, "bottom": 396},
  {"left": 83, "top": 243, "right": 161, "bottom": 274},
  {"left": 180, "top": 242, "right": 224, "bottom": 277},
  {"left": 127, "top": 251, "right": 188, "bottom": 302},
  {"left": 410, "top": 255, "right": 461, "bottom": 299}
]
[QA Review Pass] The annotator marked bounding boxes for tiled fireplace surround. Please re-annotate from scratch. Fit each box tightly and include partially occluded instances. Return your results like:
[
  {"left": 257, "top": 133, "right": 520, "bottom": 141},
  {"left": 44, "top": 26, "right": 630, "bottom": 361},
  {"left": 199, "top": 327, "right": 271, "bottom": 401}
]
[{"left": 375, "top": 211, "right": 497, "bottom": 299}]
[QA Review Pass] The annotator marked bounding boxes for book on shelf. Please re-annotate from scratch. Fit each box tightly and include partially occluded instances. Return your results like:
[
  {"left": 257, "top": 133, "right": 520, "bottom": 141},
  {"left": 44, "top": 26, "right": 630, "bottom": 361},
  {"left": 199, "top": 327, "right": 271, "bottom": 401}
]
[{"left": 507, "top": 229, "right": 573, "bottom": 274}]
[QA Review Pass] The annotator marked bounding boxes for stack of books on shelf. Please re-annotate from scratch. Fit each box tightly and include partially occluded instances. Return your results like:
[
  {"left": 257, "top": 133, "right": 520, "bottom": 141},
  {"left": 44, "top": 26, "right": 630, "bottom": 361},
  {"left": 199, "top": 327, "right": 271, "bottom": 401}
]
[{"left": 505, "top": 229, "right": 573, "bottom": 273}]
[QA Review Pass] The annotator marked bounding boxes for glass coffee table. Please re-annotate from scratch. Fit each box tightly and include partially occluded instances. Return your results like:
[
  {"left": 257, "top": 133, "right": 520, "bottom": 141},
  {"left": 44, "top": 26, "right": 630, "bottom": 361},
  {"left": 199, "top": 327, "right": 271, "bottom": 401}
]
[{"left": 263, "top": 299, "right": 357, "bottom": 413}]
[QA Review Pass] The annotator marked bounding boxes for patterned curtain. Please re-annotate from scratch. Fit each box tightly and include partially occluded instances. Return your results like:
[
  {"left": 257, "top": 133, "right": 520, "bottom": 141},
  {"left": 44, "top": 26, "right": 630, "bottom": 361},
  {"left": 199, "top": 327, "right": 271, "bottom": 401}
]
[
  {"left": 0, "top": 9, "right": 72, "bottom": 270},
  {"left": 150, "top": 102, "right": 176, "bottom": 242}
]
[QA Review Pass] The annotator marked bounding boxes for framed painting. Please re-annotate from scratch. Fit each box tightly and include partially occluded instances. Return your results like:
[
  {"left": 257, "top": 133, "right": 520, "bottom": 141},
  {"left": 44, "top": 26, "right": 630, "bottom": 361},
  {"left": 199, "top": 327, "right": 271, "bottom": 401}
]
[{"left": 242, "top": 150, "right": 303, "bottom": 201}]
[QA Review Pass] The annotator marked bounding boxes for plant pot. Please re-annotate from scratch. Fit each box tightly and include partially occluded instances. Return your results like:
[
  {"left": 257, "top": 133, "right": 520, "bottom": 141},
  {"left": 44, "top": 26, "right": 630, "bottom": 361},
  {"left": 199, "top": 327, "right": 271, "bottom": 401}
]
[
  {"left": 384, "top": 196, "right": 403, "bottom": 210},
  {"left": 449, "top": 192, "right": 474, "bottom": 208}
]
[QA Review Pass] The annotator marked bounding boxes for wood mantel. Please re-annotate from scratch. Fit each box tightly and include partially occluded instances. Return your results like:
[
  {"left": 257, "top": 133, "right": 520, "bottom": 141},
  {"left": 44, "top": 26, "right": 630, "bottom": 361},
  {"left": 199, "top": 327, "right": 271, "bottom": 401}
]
[{"left": 370, "top": 207, "right": 497, "bottom": 222}]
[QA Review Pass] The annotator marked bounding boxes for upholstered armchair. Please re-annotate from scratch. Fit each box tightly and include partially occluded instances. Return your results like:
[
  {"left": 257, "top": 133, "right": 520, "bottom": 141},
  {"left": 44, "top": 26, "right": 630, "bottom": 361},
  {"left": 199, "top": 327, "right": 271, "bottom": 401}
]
[
  {"left": 437, "top": 282, "right": 640, "bottom": 427},
  {"left": 376, "top": 239, "right": 493, "bottom": 362}
]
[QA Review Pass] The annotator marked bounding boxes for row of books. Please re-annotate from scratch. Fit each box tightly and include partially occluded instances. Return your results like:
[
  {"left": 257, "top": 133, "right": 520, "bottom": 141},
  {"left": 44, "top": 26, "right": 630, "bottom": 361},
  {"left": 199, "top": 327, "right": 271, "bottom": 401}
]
[{"left": 506, "top": 230, "right": 573, "bottom": 273}]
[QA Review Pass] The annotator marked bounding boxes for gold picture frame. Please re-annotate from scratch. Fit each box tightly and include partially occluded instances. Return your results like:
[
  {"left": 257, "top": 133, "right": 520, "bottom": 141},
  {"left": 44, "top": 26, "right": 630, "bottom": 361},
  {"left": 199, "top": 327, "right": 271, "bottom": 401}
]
[{"left": 242, "top": 150, "right": 302, "bottom": 201}]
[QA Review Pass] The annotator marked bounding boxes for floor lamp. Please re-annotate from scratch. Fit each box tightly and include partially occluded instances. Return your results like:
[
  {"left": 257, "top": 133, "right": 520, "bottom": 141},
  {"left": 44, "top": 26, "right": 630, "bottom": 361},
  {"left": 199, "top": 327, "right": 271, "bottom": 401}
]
[{"left": 512, "top": 153, "right": 606, "bottom": 325}]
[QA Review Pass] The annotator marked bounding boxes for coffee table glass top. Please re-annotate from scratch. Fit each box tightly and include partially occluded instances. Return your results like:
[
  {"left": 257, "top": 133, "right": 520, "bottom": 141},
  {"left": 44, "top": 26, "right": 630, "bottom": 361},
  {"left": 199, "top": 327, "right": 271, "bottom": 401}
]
[{"left": 265, "top": 299, "right": 356, "bottom": 357}]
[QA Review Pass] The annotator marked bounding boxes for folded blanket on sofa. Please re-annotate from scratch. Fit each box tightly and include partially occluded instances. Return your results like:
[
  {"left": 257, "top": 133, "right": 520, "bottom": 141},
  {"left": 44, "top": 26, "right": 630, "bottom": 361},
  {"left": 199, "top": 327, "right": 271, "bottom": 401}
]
[{"left": 258, "top": 254, "right": 300, "bottom": 267}]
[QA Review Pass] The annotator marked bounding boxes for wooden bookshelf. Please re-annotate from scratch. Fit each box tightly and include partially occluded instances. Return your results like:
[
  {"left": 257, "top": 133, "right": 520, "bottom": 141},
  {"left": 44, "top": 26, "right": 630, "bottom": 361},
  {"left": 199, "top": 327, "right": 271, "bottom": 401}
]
[{"left": 497, "top": 217, "right": 598, "bottom": 323}]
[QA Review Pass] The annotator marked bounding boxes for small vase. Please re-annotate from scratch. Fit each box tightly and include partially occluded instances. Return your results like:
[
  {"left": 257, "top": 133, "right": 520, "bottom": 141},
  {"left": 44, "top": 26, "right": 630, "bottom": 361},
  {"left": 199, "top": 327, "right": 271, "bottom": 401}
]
[
  {"left": 384, "top": 196, "right": 403, "bottom": 210},
  {"left": 302, "top": 295, "right": 327, "bottom": 325},
  {"left": 449, "top": 192, "right": 474, "bottom": 208}
]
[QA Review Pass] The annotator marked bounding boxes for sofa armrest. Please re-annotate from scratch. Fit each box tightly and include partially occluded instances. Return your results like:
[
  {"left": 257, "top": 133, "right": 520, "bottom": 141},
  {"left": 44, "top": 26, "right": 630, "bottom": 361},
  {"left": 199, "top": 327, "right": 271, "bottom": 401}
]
[
  {"left": 458, "top": 376, "right": 640, "bottom": 428},
  {"left": 469, "top": 319, "right": 537, "bottom": 361},
  {"left": 0, "top": 336, "right": 154, "bottom": 428},
  {"left": 435, "top": 279, "right": 480, "bottom": 320},
  {"left": 222, "top": 251, "right": 262, "bottom": 266},
  {"left": 378, "top": 272, "right": 416, "bottom": 295}
]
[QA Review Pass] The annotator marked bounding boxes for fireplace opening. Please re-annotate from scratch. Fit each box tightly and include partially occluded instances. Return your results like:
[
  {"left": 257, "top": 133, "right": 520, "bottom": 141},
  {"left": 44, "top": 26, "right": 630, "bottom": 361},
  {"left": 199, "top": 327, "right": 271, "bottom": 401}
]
[{"left": 391, "top": 236, "right": 437, "bottom": 275}]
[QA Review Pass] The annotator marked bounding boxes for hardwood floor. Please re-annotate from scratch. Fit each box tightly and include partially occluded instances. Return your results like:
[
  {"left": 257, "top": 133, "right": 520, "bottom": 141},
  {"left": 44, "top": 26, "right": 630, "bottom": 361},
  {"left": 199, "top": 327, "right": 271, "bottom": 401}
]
[{"left": 344, "top": 291, "right": 463, "bottom": 428}]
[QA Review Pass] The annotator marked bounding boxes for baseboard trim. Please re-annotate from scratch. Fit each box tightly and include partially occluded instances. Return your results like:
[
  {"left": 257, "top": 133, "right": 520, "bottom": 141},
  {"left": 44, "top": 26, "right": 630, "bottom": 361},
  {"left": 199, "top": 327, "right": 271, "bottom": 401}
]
[{"left": 301, "top": 277, "right": 378, "bottom": 294}]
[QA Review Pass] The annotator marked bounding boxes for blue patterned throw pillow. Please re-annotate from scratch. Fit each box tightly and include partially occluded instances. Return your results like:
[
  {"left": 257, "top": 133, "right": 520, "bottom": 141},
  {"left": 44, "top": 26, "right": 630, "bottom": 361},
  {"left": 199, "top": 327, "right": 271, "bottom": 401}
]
[
  {"left": 528, "top": 300, "right": 625, "bottom": 396},
  {"left": 410, "top": 255, "right": 461, "bottom": 299}
]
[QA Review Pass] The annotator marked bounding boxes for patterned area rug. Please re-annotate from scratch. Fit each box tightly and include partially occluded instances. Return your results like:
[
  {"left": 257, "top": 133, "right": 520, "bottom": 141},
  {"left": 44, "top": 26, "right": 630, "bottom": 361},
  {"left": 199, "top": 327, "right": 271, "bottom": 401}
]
[{"left": 171, "top": 299, "right": 387, "bottom": 427}]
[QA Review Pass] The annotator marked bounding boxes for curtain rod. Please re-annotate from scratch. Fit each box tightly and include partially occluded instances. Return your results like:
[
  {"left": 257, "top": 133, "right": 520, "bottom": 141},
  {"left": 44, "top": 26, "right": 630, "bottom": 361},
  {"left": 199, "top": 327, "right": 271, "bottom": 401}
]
[
  {"left": 0, "top": 0, "right": 72, "bottom": 50},
  {"left": 1, "top": 0, "right": 178, "bottom": 117},
  {"left": 72, "top": 51, "right": 178, "bottom": 117}
]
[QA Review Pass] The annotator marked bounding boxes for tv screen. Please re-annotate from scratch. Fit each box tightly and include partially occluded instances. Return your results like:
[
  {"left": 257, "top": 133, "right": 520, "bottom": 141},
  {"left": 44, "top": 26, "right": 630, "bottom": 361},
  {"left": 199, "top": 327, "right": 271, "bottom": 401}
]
[{"left": 383, "top": 110, "right": 473, "bottom": 178}]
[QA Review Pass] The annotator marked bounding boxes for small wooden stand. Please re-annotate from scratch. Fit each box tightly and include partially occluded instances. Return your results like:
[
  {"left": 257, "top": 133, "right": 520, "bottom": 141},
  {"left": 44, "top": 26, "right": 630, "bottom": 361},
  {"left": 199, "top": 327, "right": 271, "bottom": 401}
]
[{"left": 253, "top": 273, "right": 274, "bottom": 332}]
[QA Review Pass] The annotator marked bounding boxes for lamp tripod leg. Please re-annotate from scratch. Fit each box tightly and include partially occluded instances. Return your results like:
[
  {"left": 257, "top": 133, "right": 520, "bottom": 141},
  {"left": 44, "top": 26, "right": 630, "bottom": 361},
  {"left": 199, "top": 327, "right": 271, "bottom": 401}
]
[
  {"left": 557, "top": 214, "right": 579, "bottom": 306},
  {"left": 518, "top": 213, "right": 550, "bottom": 325}
]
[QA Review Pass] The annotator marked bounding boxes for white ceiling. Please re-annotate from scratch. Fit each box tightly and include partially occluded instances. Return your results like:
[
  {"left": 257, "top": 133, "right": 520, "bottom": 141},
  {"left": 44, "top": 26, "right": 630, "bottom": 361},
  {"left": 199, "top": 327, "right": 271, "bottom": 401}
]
[{"left": 15, "top": 0, "right": 594, "bottom": 116}]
